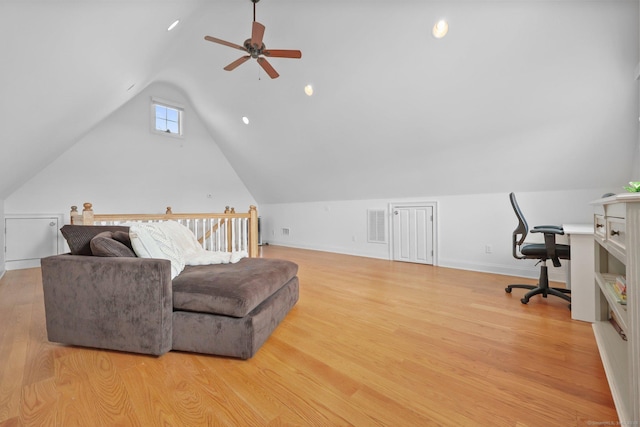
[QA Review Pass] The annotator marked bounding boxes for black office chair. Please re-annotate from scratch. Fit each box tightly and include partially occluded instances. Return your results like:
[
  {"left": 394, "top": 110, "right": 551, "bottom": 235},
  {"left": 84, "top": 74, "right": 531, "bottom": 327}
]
[{"left": 505, "top": 192, "right": 571, "bottom": 307}]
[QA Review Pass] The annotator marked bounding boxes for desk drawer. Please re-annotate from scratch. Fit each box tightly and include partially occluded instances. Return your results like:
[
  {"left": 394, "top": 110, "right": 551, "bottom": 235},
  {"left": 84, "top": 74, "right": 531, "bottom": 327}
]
[
  {"left": 606, "top": 203, "right": 626, "bottom": 219},
  {"left": 594, "top": 214, "right": 606, "bottom": 239},
  {"left": 607, "top": 217, "right": 626, "bottom": 253}
]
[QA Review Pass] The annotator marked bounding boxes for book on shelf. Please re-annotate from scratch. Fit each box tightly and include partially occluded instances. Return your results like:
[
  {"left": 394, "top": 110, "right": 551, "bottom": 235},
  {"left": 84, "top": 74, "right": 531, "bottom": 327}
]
[
  {"left": 615, "top": 275, "right": 627, "bottom": 294},
  {"left": 614, "top": 275, "right": 626, "bottom": 303},
  {"left": 609, "top": 310, "right": 627, "bottom": 341},
  {"left": 601, "top": 273, "right": 627, "bottom": 305}
]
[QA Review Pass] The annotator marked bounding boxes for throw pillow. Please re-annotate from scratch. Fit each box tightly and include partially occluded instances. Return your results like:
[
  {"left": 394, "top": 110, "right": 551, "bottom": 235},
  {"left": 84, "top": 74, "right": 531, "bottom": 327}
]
[
  {"left": 111, "top": 230, "right": 134, "bottom": 251},
  {"left": 60, "top": 225, "right": 130, "bottom": 255},
  {"left": 90, "top": 231, "right": 137, "bottom": 257},
  {"left": 128, "top": 222, "right": 186, "bottom": 279}
]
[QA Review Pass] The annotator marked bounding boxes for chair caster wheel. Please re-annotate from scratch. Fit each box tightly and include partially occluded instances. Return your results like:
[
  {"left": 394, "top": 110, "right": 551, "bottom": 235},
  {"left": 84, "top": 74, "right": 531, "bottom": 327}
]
[
  {"left": 521, "top": 298, "right": 529, "bottom": 304},
  {"left": 505, "top": 287, "right": 512, "bottom": 293}
]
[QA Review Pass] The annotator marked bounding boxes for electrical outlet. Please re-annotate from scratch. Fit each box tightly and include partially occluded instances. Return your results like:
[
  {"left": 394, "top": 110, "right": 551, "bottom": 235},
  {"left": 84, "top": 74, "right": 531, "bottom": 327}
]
[{"left": 485, "top": 245, "right": 492, "bottom": 254}]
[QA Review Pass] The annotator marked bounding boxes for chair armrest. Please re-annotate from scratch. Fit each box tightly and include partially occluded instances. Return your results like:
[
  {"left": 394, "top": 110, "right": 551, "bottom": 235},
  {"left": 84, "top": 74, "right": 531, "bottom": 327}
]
[
  {"left": 531, "top": 228, "right": 563, "bottom": 267},
  {"left": 41, "top": 254, "right": 173, "bottom": 355},
  {"left": 531, "top": 227, "right": 564, "bottom": 235},
  {"left": 532, "top": 224, "right": 563, "bottom": 231}
]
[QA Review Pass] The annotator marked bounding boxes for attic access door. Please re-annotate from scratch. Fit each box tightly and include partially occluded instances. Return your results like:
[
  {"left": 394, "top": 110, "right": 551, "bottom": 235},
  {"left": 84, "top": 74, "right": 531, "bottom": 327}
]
[
  {"left": 5, "top": 214, "right": 62, "bottom": 269},
  {"left": 391, "top": 203, "right": 436, "bottom": 265}
]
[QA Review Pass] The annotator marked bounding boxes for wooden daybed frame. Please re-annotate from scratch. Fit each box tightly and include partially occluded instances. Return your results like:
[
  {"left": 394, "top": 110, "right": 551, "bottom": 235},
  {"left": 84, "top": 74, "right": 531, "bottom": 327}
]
[{"left": 69, "top": 202, "right": 260, "bottom": 257}]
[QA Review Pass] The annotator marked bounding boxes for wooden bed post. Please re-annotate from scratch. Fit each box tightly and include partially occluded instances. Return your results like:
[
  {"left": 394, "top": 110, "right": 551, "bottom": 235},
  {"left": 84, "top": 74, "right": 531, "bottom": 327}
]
[
  {"left": 249, "top": 205, "right": 259, "bottom": 257},
  {"left": 224, "top": 206, "right": 233, "bottom": 253},
  {"left": 70, "top": 206, "right": 79, "bottom": 225},
  {"left": 70, "top": 203, "right": 94, "bottom": 225},
  {"left": 82, "top": 203, "right": 95, "bottom": 225}
]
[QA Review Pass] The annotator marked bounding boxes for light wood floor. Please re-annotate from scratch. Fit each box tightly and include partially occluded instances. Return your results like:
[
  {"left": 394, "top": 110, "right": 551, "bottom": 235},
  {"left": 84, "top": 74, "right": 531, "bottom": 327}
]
[{"left": 0, "top": 245, "right": 618, "bottom": 426}]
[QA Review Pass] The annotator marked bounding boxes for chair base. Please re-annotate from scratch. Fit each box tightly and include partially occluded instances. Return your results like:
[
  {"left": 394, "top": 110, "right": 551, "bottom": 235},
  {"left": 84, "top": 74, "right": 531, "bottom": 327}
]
[{"left": 505, "top": 265, "right": 571, "bottom": 308}]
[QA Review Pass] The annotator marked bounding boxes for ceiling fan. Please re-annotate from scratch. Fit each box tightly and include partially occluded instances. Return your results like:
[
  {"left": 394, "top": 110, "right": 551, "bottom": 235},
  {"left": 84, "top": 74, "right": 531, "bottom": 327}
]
[{"left": 204, "top": 0, "right": 302, "bottom": 79}]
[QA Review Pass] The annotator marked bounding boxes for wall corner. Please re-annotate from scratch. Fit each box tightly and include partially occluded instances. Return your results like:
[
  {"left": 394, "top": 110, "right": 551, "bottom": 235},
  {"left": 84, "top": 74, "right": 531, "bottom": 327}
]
[{"left": 0, "top": 197, "right": 5, "bottom": 278}]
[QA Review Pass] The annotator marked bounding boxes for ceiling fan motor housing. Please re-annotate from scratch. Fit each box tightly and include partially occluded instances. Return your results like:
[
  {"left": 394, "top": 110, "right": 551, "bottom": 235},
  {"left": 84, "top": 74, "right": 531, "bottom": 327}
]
[{"left": 244, "top": 39, "right": 266, "bottom": 58}]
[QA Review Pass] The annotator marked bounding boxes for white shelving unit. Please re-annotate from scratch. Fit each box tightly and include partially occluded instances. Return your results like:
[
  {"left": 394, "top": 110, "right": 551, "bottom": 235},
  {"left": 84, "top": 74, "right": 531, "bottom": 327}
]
[{"left": 592, "top": 194, "right": 640, "bottom": 423}]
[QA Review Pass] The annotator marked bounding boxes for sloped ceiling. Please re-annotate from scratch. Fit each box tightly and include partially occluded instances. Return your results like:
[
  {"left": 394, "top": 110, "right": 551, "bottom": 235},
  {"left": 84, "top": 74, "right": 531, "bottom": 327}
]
[
  {"left": 1, "top": 0, "right": 638, "bottom": 203},
  {"left": 0, "top": 0, "right": 208, "bottom": 199}
]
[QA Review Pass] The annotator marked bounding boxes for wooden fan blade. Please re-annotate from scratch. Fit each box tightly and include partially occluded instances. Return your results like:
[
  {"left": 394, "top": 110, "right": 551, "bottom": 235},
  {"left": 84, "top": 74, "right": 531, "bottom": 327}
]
[
  {"left": 263, "top": 49, "right": 302, "bottom": 59},
  {"left": 204, "top": 35, "right": 247, "bottom": 52},
  {"left": 257, "top": 57, "right": 279, "bottom": 79},
  {"left": 251, "top": 21, "right": 265, "bottom": 48},
  {"left": 224, "top": 56, "right": 251, "bottom": 71}
]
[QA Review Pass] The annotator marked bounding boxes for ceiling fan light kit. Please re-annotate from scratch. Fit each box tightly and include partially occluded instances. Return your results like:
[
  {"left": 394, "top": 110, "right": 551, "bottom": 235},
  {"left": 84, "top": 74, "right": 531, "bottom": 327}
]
[{"left": 204, "top": 0, "right": 302, "bottom": 79}]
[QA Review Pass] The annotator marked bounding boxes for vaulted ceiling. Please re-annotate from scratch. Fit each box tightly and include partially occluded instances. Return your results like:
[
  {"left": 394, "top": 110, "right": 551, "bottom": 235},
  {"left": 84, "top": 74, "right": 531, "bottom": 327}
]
[{"left": 1, "top": 0, "right": 638, "bottom": 203}]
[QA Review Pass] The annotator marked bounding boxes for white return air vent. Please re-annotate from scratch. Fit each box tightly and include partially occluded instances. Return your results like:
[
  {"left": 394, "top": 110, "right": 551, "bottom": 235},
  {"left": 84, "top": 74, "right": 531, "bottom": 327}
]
[{"left": 367, "top": 209, "right": 386, "bottom": 243}]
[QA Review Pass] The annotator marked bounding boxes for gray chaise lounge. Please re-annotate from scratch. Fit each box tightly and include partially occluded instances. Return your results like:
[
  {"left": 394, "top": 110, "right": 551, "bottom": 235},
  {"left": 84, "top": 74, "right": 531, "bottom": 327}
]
[{"left": 40, "top": 225, "right": 299, "bottom": 359}]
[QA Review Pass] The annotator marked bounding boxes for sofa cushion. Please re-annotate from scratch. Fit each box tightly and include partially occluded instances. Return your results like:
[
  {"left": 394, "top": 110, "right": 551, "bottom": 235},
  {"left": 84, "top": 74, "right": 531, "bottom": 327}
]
[
  {"left": 172, "top": 258, "right": 298, "bottom": 318},
  {"left": 111, "top": 230, "right": 134, "bottom": 251},
  {"left": 60, "top": 225, "right": 131, "bottom": 255},
  {"left": 90, "top": 231, "right": 137, "bottom": 257}
]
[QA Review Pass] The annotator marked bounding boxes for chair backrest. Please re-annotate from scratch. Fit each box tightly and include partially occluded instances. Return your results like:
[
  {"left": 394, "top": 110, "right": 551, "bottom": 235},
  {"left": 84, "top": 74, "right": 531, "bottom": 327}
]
[{"left": 510, "top": 192, "right": 528, "bottom": 259}]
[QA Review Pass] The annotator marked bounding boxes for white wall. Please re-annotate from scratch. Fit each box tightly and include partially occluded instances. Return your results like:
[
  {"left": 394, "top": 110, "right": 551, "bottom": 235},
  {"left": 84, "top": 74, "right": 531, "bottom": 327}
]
[
  {"left": 261, "top": 188, "right": 615, "bottom": 282},
  {"left": 637, "top": 2, "right": 640, "bottom": 179},
  {"left": 6, "top": 81, "right": 256, "bottom": 219},
  {"left": 0, "top": 199, "right": 5, "bottom": 279}
]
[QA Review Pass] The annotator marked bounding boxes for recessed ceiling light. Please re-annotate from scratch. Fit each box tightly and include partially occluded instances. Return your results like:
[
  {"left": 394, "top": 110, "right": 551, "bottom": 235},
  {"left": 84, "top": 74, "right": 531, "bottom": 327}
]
[
  {"left": 304, "top": 84, "right": 314, "bottom": 96},
  {"left": 432, "top": 19, "right": 448, "bottom": 39},
  {"left": 242, "top": 116, "right": 249, "bottom": 125},
  {"left": 167, "top": 19, "right": 180, "bottom": 31}
]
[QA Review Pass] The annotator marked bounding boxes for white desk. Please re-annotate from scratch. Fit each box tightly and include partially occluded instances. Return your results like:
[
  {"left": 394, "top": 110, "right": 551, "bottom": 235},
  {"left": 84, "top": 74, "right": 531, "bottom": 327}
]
[{"left": 563, "top": 224, "right": 595, "bottom": 322}]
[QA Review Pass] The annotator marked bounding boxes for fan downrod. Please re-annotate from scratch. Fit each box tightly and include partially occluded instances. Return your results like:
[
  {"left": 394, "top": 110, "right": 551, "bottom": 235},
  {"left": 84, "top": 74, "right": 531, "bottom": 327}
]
[{"left": 251, "top": 0, "right": 260, "bottom": 22}]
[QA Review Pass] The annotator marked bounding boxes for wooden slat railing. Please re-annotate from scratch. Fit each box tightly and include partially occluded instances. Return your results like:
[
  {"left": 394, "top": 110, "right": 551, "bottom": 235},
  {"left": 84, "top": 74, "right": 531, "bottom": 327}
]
[{"left": 70, "top": 203, "right": 259, "bottom": 257}]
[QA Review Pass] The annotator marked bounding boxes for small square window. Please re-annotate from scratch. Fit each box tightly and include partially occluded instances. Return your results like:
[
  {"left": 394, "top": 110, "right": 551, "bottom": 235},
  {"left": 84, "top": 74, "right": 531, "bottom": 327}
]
[{"left": 150, "top": 97, "right": 183, "bottom": 138}]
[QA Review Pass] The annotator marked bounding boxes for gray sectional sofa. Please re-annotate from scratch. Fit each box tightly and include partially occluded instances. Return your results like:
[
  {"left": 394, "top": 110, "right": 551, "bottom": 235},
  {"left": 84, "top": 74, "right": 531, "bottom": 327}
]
[{"left": 40, "top": 225, "right": 299, "bottom": 359}]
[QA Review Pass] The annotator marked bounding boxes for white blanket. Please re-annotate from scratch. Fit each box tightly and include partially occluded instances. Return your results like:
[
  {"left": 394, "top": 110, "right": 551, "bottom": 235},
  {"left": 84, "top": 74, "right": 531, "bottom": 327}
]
[{"left": 127, "top": 221, "right": 247, "bottom": 279}]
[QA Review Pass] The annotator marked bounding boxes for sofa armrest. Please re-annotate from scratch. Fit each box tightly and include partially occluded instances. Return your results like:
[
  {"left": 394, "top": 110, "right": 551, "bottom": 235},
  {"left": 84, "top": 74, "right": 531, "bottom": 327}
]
[{"left": 41, "top": 254, "right": 173, "bottom": 356}]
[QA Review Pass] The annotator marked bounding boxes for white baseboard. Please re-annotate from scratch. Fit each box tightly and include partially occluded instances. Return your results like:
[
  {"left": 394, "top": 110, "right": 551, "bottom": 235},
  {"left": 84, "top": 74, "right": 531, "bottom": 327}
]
[
  {"left": 438, "top": 257, "right": 567, "bottom": 283},
  {"left": 266, "top": 241, "right": 567, "bottom": 283},
  {"left": 265, "top": 240, "right": 390, "bottom": 261},
  {"left": 6, "top": 259, "right": 41, "bottom": 271}
]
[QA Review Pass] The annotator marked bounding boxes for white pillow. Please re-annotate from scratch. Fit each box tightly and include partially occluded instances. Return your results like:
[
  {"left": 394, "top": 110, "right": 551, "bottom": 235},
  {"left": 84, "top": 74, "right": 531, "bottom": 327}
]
[
  {"left": 128, "top": 222, "right": 185, "bottom": 279},
  {"left": 158, "top": 220, "right": 203, "bottom": 258}
]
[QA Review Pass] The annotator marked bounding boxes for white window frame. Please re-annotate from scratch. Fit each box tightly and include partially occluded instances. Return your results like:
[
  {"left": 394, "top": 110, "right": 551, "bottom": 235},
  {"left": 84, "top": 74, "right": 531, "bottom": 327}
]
[{"left": 150, "top": 97, "right": 184, "bottom": 138}]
